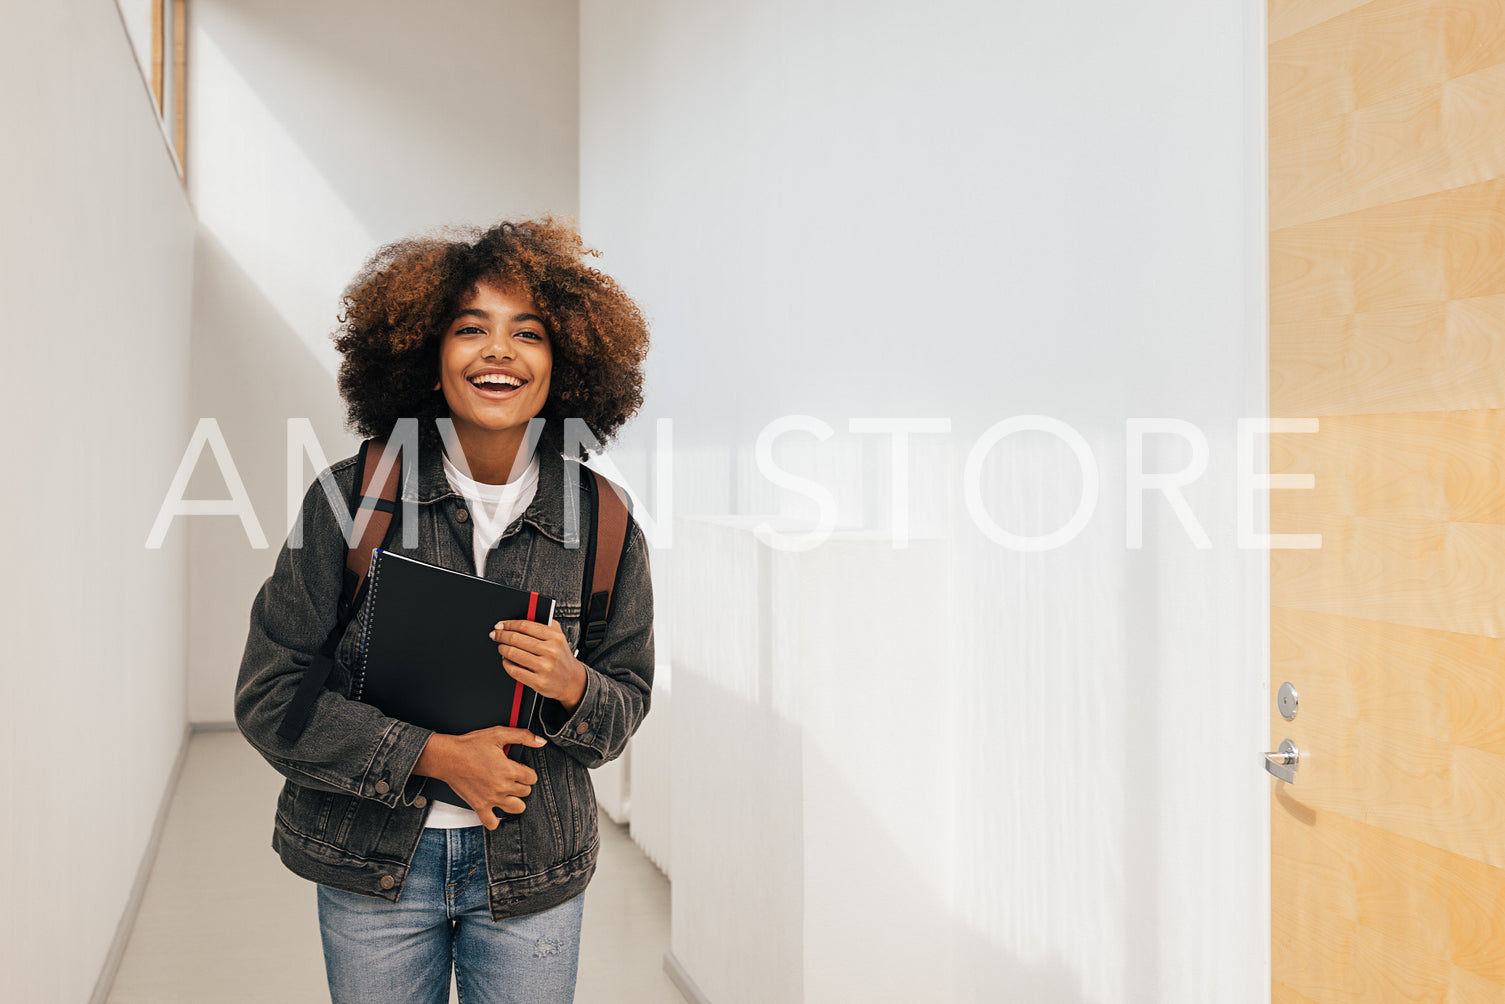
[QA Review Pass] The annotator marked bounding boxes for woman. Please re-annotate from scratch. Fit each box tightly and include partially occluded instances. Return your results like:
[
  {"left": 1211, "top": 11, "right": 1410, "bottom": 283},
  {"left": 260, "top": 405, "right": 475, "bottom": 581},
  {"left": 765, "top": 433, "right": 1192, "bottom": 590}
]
[{"left": 234, "top": 217, "right": 654, "bottom": 1004}]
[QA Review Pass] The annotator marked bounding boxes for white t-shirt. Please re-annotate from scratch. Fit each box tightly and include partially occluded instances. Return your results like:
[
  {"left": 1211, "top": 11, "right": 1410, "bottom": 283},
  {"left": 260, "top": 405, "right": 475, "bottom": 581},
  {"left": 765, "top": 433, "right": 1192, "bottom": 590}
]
[{"left": 423, "top": 449, "right": 541, "bottom": 829}]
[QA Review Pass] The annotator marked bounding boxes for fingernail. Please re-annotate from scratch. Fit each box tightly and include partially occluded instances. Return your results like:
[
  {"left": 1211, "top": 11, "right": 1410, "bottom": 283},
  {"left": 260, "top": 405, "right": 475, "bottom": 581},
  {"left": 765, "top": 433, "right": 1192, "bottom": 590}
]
[{"left": 532, "top": 734, "right": 546, "bottom": 745}]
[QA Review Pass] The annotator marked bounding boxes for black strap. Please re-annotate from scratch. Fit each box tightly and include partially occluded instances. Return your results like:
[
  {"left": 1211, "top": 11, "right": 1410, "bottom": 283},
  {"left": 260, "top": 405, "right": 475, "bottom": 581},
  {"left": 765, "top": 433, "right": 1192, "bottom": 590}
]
[
  {"left": 579, "top": 468, "right": 629, "bottom": 660},
  {"left": 276, "top": 637, "right": 339, "bottom": 742},
  {"left": 275, "top": 440, "right": 399, "bottom": 744},
  {"left": 579, "top": 478, "right": 601, "bottom": 650}
]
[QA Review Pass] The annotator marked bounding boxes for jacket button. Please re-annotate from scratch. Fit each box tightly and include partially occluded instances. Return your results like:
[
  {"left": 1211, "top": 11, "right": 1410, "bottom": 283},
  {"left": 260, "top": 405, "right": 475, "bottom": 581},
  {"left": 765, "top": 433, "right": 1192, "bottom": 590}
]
[
  {"left": 414, "top": 795, "right": 428, "bottom": 809},
  {"left": 575, "top": 721, "right": 590, "bottom": 736},
  {"left": 456, "top": 508, "right": 469, "bottom": 523},
  {"left": 379, "top": 875, "right": 395, "bottom": 890},
  {"left": 375, "top": 780, "right": 390, "bottom": 795}
]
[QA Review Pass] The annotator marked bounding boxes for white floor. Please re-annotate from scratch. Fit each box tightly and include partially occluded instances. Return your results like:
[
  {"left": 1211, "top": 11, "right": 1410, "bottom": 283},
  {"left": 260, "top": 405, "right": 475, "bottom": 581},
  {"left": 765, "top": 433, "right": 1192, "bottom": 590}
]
[{"left": 106, "top": 729, "right": 684, "bottom": 1004}]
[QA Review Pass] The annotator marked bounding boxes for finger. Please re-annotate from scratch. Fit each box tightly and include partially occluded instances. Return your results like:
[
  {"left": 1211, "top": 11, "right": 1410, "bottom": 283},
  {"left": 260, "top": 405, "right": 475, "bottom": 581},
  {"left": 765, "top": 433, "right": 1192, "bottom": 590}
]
[
  {"left": 490, "top": 628, "right": 551, "bottom": 656},
  {"left": 496, "top": 764, "right": 537, "bottom": 790},
  {"left": 502, "top": 660, "right": 541, "bottom": 690},
  {"left": 483, "top": 726, "right": 546, "bottom": 748},
  {"left": 479, "top": 807, "right": 500, "bottom": 830},
  {"left": 493, "top": 619, "right": 552, "bottom": 640},
  {"left": 495, "top": 796, "right": 526, "bottom": 815},
  {"left": 490, "top": 776, "right": 532, "bottom": 800},
  {"left": 498, "top": 645, "right": 549, "bottom": 673}
]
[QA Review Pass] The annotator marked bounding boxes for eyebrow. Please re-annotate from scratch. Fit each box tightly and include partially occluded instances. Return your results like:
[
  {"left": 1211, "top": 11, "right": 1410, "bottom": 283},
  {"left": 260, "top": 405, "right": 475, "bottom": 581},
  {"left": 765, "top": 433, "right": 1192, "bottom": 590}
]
[{"left": 455, "top": 308, "right": 547, "bottom": 326}]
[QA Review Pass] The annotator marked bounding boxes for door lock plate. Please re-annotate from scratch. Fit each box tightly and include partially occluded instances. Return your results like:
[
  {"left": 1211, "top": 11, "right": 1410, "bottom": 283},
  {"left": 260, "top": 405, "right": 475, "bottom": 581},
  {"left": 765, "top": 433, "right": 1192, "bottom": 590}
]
[{"left": 1278, "top": 681, "right": 1299, "bottom": 721}]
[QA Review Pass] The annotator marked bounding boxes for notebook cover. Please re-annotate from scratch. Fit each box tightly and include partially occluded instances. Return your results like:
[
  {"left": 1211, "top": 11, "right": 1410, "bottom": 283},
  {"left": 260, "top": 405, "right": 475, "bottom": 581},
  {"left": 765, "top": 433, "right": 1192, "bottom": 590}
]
[{"left": 353, "top": 548, "right": 555, "bottom": 810}]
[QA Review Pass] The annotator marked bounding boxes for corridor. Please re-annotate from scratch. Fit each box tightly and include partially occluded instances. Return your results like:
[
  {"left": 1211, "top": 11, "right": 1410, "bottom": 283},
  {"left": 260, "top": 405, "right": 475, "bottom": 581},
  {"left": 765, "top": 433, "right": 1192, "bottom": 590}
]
[{"left": 101, "top": 729, "right": 682, "bottom": 1004}]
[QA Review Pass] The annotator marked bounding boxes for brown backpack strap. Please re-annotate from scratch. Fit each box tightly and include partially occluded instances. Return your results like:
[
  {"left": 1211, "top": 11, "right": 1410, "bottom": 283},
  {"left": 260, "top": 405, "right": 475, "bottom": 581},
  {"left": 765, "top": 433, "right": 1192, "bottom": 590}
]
[
  {"left": 275, "top": 438, "right": 401, "bottom": 743},
  {"left": 580, "top": 467, "right": 630, "bottom": 656},
  {"left": 347, "top": 438, "right": 402, "bottom": 600}
]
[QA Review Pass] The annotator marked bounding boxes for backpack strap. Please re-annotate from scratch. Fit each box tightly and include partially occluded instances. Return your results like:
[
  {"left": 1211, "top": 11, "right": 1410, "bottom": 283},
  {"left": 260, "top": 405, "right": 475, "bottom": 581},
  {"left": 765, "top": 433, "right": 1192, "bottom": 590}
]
[
  {"left": 580, "top": 467, "right": 630, "bottom": 660},
  {"left": 342, "top": 438, "right": 403, "bottom": 619},
  {"left": 276, "top": 439, "right": 402, "bottom": 743}
]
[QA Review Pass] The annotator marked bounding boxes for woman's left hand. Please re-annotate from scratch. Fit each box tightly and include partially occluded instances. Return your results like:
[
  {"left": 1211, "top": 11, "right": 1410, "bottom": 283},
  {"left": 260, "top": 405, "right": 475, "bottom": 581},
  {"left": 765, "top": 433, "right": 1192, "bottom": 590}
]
[{"left": 492, "top": 618, "right": 588, "bottom": 712}]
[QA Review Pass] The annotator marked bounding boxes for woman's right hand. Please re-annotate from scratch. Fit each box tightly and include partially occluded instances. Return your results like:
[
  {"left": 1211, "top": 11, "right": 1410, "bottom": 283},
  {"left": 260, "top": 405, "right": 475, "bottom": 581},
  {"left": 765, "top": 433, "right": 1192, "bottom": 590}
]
[{"left": 413, "top": 727, "right": 547, "bottom": 830}]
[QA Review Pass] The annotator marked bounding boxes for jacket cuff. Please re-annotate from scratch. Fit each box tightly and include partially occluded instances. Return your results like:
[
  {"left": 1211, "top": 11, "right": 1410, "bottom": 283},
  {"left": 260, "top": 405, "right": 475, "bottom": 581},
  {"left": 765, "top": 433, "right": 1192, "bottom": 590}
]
[
  {"left": 362, "top": 719, "right": 435, "bottom": 807},
  {"left": 539, "top": 667, "right": 607, "bottom": 757}
]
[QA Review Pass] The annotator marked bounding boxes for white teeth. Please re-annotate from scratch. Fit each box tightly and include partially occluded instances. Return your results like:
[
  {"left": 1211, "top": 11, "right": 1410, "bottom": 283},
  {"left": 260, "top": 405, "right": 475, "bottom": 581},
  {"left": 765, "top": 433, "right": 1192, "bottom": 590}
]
[{"left": 472, "top": 373, "right": 522, "bottom": 388}]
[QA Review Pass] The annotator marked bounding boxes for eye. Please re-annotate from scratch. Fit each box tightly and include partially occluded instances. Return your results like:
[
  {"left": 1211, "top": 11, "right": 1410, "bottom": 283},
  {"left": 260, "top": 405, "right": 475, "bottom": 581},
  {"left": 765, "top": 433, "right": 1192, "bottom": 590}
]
[
  {"left": 456, "top": 324, "right": 485, "bottom": 335},
  {"left": 516, "top": 329, "right": 545, "bottom": 341}
]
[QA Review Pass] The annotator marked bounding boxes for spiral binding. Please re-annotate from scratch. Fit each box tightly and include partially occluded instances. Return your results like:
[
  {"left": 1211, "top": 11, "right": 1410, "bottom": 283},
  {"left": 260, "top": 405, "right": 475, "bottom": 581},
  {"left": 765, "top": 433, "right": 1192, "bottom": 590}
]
[{"left": 353, "top": 555, "right": 384, "bottom": 702}]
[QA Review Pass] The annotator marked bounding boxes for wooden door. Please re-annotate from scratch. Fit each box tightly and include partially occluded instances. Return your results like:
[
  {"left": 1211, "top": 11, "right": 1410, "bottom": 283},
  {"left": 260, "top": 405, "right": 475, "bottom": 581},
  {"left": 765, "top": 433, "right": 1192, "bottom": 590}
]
[{"left": 1269, "top": 1, "right": 1505, "bottom": 999}]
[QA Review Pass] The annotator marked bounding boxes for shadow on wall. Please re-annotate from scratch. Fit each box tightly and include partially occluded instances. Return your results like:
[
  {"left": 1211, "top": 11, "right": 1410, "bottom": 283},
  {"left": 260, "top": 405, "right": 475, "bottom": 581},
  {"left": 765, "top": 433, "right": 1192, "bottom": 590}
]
[
  {"left": 194, "top": 0, "right": 578, "bottom": 241},
  {"left": 672, "top": 671, "right": 1088, "bottom": 1004},
  {"left": 666, "top": 509, "right": 1097, "bottom": 1004},
  {"left": 184, "top": 224, "right": 358, "bottom": 722},
  {"left": 661, "top": 422, "right": 1264, "bottom": 1002}
]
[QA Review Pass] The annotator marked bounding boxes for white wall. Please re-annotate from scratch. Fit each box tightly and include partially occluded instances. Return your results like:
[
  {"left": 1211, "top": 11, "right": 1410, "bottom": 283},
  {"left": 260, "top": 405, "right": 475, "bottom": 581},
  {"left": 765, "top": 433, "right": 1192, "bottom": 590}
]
[
  {"left": 582, "top": 1, "right": 1269, "bottom": 1001},
  {"left": 0, "top": 2, "right": 196, "bottom": 1001},
  {"left": 184, "top": 0, "right": 580, "bottom": 723},
  {"left": 115, "top": 0, "right": 155, "bottom": 94}
]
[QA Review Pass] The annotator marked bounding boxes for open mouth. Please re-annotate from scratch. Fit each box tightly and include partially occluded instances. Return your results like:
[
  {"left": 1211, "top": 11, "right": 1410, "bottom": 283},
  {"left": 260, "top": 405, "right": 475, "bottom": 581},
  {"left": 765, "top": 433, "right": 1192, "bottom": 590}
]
[{"left": 468, "top": 372, "right": 528, "bottom": 398}]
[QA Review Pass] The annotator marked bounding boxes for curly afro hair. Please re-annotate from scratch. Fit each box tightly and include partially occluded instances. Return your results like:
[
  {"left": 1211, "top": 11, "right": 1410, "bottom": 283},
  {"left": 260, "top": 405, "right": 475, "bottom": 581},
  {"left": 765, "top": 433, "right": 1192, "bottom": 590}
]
[{"left": 333, "top": 216, "right": 649, "bottom": 455}]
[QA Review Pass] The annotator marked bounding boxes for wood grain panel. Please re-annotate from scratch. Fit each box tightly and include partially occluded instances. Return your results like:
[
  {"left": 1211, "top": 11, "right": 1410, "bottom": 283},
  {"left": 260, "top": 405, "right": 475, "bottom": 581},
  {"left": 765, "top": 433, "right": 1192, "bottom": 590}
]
[
  {"left": 150, "top": 0, "right": 162, "bottom": 114},
  {"left": 1439, "top": 850, "right": 1505, "bottom": 981},
  {"left": 1268, "top": 412, "right": 1505, "bottom": 522},
  {"left": 1272, "top": 517, "right": 1505, "bottom": 637},
  {"left": 1271, "top": 0, "right": 1505, "bottom": 116},
  {"left": 1445, "top": 0, "right": 1505, "bottom": 77},
  {"left": 1270, "top": 87, "right": 1443, "bottom": 230},
  {"left": 1271, "top": 0, "right": 1505, "bottom": 997},
  {"left": 1446, "top": 966, "right": 1505, "bottom": 1003},
  {"left": 1269, "top": 0, "right": 1382, "bottom": 45},
  {"left": 1272, "top": 608, "right": 1505, "bottom": 756},
  {"left": 1271, "top": 612, "right": 1505, "bottom": 867},
  {"left": 1273, "top": 63, "right": 1505, "bottom": 230},
  {"left": 1271, "top": 179, "right": 1505, "bottom": 324},
  {"left": 1270, "top": 0, "right": 1447, "bottom": 139},
  {"left": 1273, "top": 805, "right": 1505, "bottom": 998},
  {"left": 1270, "top": 298, "right": 1505, "bottom": 416},
  {"left": 1272, "top": 808, "right": 1428, "bottom": 1000},
  {"left": 1270, "top": 195, "right": 1453, "bottom": 321},
  {"left": 173, "top": 0, "right": 186, "bottom": 173},
  {"left": 1272, "top": 981, "right": 1325, "bottom": 1004},
  {"left": 1295, "top": 715, "right": 1505, "bottom": 867}
]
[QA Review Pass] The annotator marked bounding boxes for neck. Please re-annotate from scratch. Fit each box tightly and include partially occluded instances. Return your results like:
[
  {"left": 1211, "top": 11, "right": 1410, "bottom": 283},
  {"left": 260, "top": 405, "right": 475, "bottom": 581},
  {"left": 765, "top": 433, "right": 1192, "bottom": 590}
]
[{"left": 450, "top": 424, "right": 532, "bottom": 485}]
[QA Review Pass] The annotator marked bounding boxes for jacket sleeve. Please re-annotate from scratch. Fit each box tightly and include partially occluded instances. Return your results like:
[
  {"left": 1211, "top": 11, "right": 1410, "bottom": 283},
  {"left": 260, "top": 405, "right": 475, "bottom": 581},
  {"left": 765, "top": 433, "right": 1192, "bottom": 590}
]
[
  {"left": 537, "top": 517, "right": 655, "bottom": 769},
  {"left": 233, "top": 463, "right": 434, "bottom": 808}
]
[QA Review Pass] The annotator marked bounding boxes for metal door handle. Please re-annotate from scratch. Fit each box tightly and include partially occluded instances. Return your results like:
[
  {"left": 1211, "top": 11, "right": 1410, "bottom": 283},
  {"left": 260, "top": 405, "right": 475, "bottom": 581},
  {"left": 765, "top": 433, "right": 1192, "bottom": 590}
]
[{"left": 1263, "top": 740, "right": 1300, "bottom": 783}]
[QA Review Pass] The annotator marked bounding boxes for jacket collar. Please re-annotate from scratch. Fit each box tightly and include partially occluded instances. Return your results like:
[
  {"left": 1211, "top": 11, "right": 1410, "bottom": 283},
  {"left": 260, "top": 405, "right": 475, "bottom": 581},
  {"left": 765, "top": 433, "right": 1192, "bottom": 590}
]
[{"left": 409, "top": 427, "right": 578, "bottom": 544}]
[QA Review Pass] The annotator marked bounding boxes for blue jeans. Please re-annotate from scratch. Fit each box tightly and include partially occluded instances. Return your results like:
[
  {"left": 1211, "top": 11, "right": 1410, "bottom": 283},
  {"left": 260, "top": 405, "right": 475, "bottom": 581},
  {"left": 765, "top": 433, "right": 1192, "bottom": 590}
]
[{"left": 317, "top": 826, "right": 585, "bottom": 1004}]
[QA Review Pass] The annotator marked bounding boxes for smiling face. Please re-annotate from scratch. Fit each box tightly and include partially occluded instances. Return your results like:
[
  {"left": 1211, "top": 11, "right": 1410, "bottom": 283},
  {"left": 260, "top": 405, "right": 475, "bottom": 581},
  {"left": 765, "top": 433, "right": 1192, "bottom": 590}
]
[{"left": 436, "top": 281, "right": 553, "bottom": 475}]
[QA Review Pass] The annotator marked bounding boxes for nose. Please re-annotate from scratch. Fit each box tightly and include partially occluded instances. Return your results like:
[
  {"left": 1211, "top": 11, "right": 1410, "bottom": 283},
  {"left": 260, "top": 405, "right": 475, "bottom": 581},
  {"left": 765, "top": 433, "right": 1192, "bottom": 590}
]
[{"left": 482, "top": 330, "right": 514, "bottom": 360}]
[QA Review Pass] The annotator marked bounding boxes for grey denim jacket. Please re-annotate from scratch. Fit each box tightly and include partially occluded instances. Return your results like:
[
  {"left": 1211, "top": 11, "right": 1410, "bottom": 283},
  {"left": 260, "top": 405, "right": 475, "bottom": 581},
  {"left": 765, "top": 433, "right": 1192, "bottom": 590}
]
[{"left": 234, "top": 435, "right": 654, "bottom": 921}]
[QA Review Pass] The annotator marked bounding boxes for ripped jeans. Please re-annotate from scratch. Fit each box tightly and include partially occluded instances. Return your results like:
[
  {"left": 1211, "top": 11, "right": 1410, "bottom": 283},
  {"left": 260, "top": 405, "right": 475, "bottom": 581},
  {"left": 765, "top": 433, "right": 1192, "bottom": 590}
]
[{"left": 317, "top": 826, "right": 585, "bottom": 1004}]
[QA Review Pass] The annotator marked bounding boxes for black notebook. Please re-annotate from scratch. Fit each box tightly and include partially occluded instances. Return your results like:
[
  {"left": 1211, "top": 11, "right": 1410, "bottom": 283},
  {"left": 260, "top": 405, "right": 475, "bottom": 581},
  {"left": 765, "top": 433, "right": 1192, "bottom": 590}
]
[{"left": 353, "top": 548, "right": 555, "bottom": 810}]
